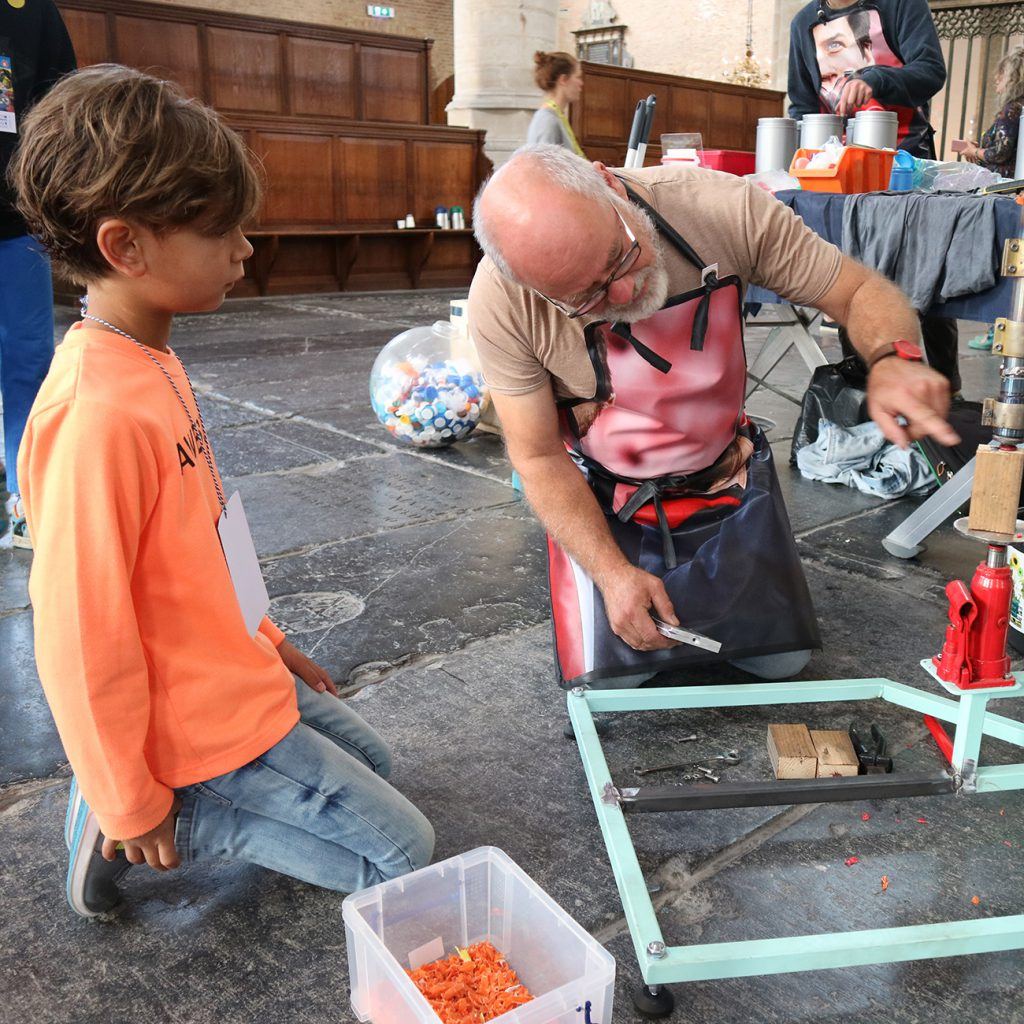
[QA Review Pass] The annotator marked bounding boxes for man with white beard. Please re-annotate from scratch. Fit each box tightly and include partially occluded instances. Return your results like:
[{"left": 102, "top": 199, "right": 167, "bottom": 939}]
[{"left": 467, "top": 144, "right": 956, "bottom": 689}]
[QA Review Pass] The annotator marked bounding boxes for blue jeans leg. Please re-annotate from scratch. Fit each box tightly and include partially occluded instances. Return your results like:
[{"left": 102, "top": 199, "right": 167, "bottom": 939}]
[
  {"left": 175, "top": 682, "right": 434, "bottom": 893},
  {"left": 0, "top": 235, "right": 55, "bottom": 494}
]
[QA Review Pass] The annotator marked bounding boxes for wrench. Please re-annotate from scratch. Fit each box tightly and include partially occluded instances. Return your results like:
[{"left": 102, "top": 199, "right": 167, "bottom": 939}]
[{"left": 632, "top": 749, "right": 741, "bottom": 777}]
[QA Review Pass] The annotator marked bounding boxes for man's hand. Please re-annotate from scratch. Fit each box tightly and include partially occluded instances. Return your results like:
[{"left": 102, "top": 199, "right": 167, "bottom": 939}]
[
  {"left": 866, "top": 357, "right": 960, "bottom": 449},
  {"left": 279, "top": 638, "right": 339, "bottom": 696},
  {"left": 598, "top": 564, "right": 680, "bottom": 651},
  {"left": 837, "top": 78, "right": 874, "bottom": 116},
  {"left": 102, "top": 799, "right": 181, "bottom": 871}
]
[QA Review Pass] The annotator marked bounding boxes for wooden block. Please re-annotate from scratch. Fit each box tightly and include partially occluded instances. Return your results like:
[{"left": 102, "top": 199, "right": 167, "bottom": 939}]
[
  {"left": 810, "top": 729, "right": 860, "bottom": 778},
  {"left": 968, "top": 445, "right": 1024, "bottom": 535},
  {"left": 767, "top": 724, "right": 818, "bottom": 779}
]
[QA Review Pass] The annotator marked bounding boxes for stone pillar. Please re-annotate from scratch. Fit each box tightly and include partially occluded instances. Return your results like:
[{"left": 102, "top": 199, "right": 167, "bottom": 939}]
[{"left": 447, "top": 0, "right": 560, "bottom": 169}]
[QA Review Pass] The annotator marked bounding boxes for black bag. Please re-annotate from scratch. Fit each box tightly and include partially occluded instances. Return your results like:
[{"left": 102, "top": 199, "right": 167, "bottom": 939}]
[
  {"left": 914, "top": 399, "right": 992, "bottom": 487},
  {"left": 790, "top": 357, "right": 869, "bottom": 466}
]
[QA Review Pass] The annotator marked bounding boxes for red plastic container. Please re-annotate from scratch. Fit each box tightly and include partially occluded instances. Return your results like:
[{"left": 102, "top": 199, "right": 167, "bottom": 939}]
[{"left": 698, "top": 149, "right": 756, "bottom": 175}]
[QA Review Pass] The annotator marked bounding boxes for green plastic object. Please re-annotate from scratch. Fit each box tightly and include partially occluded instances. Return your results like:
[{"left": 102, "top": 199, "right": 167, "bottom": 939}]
[{"left": 567, "top": 673, "right": 1024, "bottom": 988}]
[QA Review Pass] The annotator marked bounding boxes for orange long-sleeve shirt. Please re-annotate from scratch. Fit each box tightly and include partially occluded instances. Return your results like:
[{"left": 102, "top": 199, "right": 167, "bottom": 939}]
[{"left": 18, "top": 325, "right": 300, "bottom": 839}]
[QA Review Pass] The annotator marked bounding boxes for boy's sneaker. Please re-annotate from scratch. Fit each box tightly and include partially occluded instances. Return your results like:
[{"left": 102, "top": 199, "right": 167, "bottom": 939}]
[
  {"left": 64, "top": 776, "right": 83, "bottom": 849},
  {"left": 1, "top": 494, "right": 31, "bottom": 550},
  {"left": 66, "top": 788, "right": 131, "bottom": 917}
]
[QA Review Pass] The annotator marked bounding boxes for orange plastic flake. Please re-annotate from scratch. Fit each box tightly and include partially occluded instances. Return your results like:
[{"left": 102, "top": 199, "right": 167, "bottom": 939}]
[
  {"left": 971, "top": 896, "right": 981, "bottom": 905},
  {"left": 407, "top": 941, "right": 535, "bottom": 1024},
  {"left": 880, "top": 875, "right": 889, "bottom": 892}
]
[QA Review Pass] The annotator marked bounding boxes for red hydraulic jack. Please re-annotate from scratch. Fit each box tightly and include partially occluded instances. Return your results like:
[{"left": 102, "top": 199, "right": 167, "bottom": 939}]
[{"left": 933, "top": 540, "right": 1016, "bottom": 690}]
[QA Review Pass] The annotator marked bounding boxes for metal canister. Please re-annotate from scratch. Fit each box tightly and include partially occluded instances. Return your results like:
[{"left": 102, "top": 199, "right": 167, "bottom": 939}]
[
  {"left": 850, "top": 109, "right": 898, "bottom": 150},
  {"left": 799, "top": 113, "right": 845, "bottom": 150},
  {"left": 755, "top": 117, "right": 798, "bottom": 173}
]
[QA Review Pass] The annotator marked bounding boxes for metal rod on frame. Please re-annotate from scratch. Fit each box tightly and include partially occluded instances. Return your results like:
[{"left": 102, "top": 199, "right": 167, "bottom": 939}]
[
  {"left": 940, "top": 36, "right": 956, "bottom": 158},
  {"left": 958, "top": 35, "right": 975, "bottom": 145},
  {"left": 977, "top": 33, "right": 993, "bottom": 146}
]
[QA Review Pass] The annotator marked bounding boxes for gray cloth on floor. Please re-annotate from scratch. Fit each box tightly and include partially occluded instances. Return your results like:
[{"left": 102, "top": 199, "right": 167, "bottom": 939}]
[
  {"left": 796, "top": 419, "right": 937, "bottom": 499},
  {"left": 841, "top": 191, "right": 999, "bottom": 312}
]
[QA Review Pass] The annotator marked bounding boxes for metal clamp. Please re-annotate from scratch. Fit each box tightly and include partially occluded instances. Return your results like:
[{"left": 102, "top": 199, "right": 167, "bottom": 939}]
[
  {"left": 981, "top": 397, "right": 1024, "bottom": 431},
  {"left": 1002, "top": 238, "right": 1024, "bottom": 277},
  {"left": 993, "top": 318, "right": 1024, "bottom": 357}
]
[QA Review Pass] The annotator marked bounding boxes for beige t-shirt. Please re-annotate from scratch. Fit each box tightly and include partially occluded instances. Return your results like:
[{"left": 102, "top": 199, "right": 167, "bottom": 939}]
[{"left": 468, "top": 164, "right": 843, "bottom": 401}]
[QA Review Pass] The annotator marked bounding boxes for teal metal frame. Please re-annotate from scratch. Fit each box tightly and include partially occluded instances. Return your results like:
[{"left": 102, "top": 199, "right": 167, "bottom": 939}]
[{"left": 567, "top": 674, "right": 1024, "bottom": 986}]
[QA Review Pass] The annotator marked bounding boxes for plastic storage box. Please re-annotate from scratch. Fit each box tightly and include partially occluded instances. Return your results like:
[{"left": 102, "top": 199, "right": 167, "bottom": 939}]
[
  {"left": 789, "top": 145, "right": 896, "bottom": 194},
  {"left": 343, "top": 847, "right": 616, "bottom": 1024},
  {"left": 698, "top": 149, "right": 756, "bottom": 175}
]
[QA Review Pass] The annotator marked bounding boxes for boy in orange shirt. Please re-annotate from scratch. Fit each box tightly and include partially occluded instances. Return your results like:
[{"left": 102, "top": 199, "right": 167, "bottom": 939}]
[{"left": 13, "top": 64, "right": 433, "bottom": 917}]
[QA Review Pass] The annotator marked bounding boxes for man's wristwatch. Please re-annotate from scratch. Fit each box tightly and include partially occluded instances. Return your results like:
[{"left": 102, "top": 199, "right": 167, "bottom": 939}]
[{"left": 867, "top": 338, "right": 924, "bottom": 370}]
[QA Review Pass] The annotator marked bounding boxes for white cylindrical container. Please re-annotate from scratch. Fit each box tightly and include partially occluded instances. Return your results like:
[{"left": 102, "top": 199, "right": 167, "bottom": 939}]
[
  {"left": 755, "top": 117, "right": 798, "bottom": 173},
  {"left": 800, "top": 113, "right": 845, "bottom": 150},
  {"left": 851, "top": 109, "right": 898, "bottom": 150}
]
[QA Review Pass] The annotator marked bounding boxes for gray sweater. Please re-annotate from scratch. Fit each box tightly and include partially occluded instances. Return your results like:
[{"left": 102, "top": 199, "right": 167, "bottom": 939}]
[{"left": 527, "top": 106, "right": 576, "bottom": 151}]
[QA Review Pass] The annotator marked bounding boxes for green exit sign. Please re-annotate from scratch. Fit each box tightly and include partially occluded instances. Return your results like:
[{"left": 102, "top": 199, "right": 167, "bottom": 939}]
[{"left": 367, "top": 4, "right": 395, "bottom": 16}]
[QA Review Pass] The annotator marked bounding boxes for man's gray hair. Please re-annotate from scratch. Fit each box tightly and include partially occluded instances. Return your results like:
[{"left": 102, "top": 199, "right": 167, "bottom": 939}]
[{"left": 473, "top": 144, "right": 609, "bottom": 283}]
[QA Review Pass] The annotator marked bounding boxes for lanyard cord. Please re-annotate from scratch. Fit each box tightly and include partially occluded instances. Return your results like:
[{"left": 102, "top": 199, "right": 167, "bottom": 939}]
[{"left": 80, "top": 312, "right": 228, "bottom": 513}]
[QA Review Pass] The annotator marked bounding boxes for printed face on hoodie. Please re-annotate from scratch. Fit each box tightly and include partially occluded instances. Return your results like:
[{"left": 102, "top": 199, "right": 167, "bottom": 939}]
[{"left": 813, "top": 12, "right": 876, "bottom": 103}]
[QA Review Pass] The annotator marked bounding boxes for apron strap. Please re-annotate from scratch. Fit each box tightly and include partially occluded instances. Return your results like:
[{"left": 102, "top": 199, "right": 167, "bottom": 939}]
[
  {"left": 621, "top": 182, "right": 715, "bottom": 281},
  {"left": 610, "top": 321, "right": 672, "bottom": 373},
  {"left": 619, "top": 182, "right": 719, "bottom": 351},
  {"left": 615, "top": 480, "right": 677, "bottom": 570}
]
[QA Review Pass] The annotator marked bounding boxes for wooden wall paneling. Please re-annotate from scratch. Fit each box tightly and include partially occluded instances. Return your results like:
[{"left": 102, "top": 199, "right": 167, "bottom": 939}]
[
  {"left": 668, "top": 86, "right": 710, "bottom": 140},
  {"left": 627, "top": 79, "right": 671, "bottom": 147},
  {"left": 336, "top": 137, "right": 408, "bottom": 225},
  {"left": 113, "top": 15, "right": 202, "bottom": 99},
  {"left": 708, "top": 90, "right": 747, "bottom": 150},
  {"left": 61, "top": 7, "right": 111, "bottom": 67},
  {"left": 250, "top": 132, "right": 335, "bottom": 225},
  {"left": 361, "top": 46, "right": 424, "bottom": 124},
  {"left": 277, "top": 32, "right": 291, "bottom": 115},
  {"left": 577, "top": 71, "right": 629, "bottom": 141},
  {"left": 207, "top": 26, "right": 283, "bottom": 113},
  {"left": 265, "top": 237, "right": 340, "bottom": 293},
  {"left": 349, "top": 236, "right": 415, "bottom": 289},
  {"left": 587, "top": 144, "right": 626, "bottom": 167},
  {"left": 411, "top": 141, "right": 474, "bottom": 224},
  {"left": 745, "top": 94, "right": 785, "bottom": 149},
  {"left": 420, "top": 234, "right": 476, "bottom": 287},
  {"left": 287, "top": 37, "right": 357, "bottom": 120}
]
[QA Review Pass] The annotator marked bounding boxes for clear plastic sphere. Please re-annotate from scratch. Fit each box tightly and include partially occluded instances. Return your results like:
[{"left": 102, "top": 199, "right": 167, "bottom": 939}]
[{"left": 370, "top": 321, "right": 489, "bottom": 448}]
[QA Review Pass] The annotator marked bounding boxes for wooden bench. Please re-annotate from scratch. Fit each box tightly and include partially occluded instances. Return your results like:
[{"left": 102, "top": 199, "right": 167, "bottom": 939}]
[{"left": 246, "top": 227, "right": 476, "bottom": 295}]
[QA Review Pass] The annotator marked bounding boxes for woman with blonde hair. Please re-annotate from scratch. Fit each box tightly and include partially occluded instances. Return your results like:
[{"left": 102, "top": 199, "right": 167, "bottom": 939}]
[
  {"left": 526, "top": 50, "right": 585, "bottom": 155},
  {"left": 962, "top": 45, "right": 1024, "bottom": 176},
  {"left": 962, "top": 46, "right": 1024, "bottom": 350}
]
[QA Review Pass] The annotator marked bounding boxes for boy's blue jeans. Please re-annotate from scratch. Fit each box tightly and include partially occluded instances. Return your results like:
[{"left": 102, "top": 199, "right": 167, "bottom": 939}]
[
  {"left": 174, "top": 680, "right": 434, "bottom": 893},
  {"left": 0, "top": 235, "right": 55, "bottom": 495}
]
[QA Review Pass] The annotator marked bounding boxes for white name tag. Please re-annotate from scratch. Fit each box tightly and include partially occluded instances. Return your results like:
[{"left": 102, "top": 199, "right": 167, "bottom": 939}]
[{"left": 217, "top": 491, "right": 270, "bottom": 636}]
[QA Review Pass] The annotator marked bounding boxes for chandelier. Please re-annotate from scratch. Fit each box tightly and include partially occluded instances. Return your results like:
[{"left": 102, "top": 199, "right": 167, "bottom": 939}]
[{"left": 725, "top": 0, "right": 768, "bottom": 88}]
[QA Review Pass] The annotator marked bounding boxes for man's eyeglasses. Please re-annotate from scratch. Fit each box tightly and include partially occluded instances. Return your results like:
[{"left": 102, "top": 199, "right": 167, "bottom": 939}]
[{"left": 541, "top": 205, "right": 641, "bottom": 319}]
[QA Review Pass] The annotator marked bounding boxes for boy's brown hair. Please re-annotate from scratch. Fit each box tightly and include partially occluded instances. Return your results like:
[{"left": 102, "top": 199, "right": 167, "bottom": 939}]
[{"left": 10, "top": 63, "right": 261, "bottom": 284}]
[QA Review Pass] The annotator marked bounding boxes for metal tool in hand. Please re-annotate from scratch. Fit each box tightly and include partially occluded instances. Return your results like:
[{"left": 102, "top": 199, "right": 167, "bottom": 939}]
[
  {"left": 632, "top": 749, "right": 741, "bottom": 778},
  {"left": 653, "top": 618, "right": 723, "bottom": 653}
]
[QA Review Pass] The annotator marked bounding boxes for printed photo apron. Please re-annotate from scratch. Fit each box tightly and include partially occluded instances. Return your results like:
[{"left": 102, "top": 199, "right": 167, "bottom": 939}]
[{"left": 548, "top": 188, "right": 820, "bottom": 687}]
